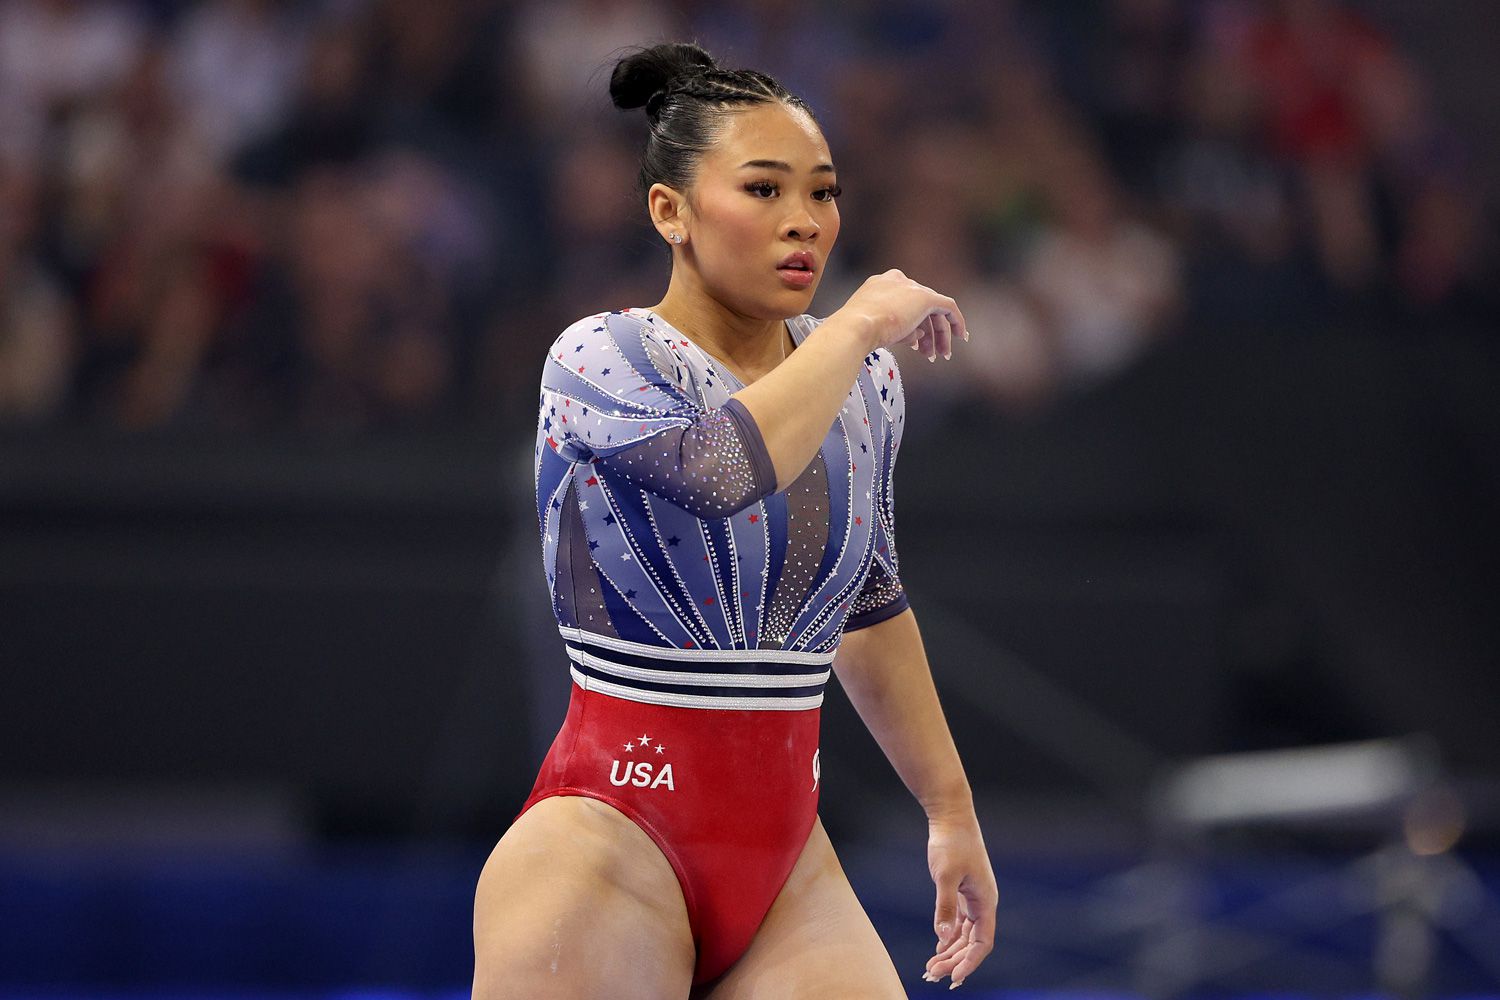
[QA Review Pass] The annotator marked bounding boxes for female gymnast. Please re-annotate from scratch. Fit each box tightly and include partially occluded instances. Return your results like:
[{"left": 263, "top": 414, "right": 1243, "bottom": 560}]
[{"left": 473, "top": 42, "right": 997, "bottom": 998}]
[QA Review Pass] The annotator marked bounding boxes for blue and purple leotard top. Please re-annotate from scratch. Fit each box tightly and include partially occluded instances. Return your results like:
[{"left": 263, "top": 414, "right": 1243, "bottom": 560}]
[{"left": 534, "top": 307, "right": 908, "bottom": 710}]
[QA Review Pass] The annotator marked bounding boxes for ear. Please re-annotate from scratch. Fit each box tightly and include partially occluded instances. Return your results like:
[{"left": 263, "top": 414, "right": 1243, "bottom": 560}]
[{"left": 648, "top": 182, "right": 690, "bottom": 244}]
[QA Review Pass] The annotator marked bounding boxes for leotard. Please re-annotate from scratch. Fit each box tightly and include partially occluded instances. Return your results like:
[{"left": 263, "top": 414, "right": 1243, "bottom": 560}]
[{"left": 520, "top": 306, "right": 908, "bottom": 983}]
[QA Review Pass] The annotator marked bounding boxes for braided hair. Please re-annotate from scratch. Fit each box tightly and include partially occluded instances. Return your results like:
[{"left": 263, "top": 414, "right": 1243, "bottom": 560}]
[{"left": 609, "top": 42, "right": 818, "bottom": 197}]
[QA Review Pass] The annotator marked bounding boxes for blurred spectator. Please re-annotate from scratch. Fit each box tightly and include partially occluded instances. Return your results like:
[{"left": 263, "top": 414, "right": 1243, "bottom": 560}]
[
  {"left": 1024, "top": 143, "right": 1182, "bottom": 391},
  {"left": 0, "top": 0, "right": 146, "bottom": 165},
  {"left": 512, "top": 0, "right": 678, "bottom": 133},
  {"left": 0, "top": 162, "right": 75, "bottom": 422},
  {"left": 168, "top": 0, "right": 308, "bottom": 165}
]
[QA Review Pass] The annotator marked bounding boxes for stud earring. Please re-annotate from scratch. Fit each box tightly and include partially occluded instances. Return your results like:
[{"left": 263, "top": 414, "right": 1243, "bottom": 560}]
[{"left": 669, "top": 233, "right": 683, "bottom": 244}]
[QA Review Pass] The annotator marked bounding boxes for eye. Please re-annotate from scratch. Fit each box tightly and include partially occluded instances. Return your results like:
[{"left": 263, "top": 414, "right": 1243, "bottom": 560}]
[
  {"left": 745, "top": 180, "right": 778, "bottom": 198},
  {"left": 814, "top": 184, "right": 843, "bottom": 202}
]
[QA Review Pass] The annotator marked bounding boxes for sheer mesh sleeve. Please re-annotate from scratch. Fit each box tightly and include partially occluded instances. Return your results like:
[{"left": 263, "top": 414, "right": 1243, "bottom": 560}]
[
  {"left": 539, "top": 312, "right": 777, "bottom": 519},
  {"left": 844, "top": 557, "right": 908, "bottom": 631}
]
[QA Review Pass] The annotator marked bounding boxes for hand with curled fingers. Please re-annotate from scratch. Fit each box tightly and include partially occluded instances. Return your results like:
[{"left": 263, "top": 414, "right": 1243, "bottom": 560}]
[
  {"left": 922, "top": 815, "right": 998, "bottom": 989},
  {"left": 832, "top": 268, "right": 968, "bottom": 362}
]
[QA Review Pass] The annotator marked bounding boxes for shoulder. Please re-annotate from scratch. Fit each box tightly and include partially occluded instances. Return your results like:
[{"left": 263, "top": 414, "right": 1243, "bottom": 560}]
[{"left": 548, "top": 308, "right": 654, "bottom": 351}]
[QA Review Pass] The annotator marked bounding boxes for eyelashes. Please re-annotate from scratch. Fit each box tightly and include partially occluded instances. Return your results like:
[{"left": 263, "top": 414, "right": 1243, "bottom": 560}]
[{"left": 745, "top": 180, "right": 843, "bottom": 202}]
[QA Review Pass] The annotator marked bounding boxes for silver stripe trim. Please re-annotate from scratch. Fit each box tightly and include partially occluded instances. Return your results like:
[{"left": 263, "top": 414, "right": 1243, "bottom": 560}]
[
  {"left": 559, "top": 625, "right": 836, "bottom": 666},
  {"left": 566, "top": 646, "right": 830, "bottom": 689},
  {"left": 570, "top": 667, "right": 824, "bottom": 712}
]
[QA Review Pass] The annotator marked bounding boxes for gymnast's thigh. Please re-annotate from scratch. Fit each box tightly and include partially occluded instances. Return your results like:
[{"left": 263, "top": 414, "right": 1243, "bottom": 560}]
[
  {"left": 472, "top": 795, "right": 696, "bottom": 1000},
  {"left": 694, "top": 816, "right": 905, "bottom": 1000}
]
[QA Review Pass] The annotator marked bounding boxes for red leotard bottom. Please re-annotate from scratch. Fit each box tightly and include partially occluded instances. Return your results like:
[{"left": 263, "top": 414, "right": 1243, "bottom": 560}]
[{"left": 518, "top": 682, "right": 821, "bottom": 985}]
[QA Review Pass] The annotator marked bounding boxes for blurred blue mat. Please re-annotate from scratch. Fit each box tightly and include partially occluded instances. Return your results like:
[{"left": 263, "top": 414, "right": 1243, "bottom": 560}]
[{"left": 3, "top": 844, "right": 1497, "bottom": 995}]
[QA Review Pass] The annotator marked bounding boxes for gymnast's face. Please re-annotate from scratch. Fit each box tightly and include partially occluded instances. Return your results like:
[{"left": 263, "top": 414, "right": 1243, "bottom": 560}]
[{"left": 656, "top": 102, "right": 841, "bottom": 319}]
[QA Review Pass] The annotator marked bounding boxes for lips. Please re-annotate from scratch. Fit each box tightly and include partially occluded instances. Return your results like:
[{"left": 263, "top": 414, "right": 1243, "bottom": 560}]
[{"left": 776, "top": 251, "right": 815, "bottom": 273}]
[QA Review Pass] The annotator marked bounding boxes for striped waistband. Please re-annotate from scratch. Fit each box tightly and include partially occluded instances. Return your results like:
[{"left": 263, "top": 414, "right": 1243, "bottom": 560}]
[{"left": 559, "top": 626, "right": 834, "bottom": 712}]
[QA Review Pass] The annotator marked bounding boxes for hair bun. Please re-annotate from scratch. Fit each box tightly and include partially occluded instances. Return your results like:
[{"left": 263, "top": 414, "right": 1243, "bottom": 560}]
[{"left": 610, "top": 42, "right": 717, "bottom": 115}]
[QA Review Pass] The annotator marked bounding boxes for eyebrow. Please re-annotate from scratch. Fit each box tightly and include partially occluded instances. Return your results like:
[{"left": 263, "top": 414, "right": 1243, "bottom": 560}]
[{"left": 738, "top": 159, "right": 837, "bottom": 174}]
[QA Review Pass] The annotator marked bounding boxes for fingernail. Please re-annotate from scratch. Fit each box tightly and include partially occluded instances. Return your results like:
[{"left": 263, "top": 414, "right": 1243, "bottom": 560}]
[
  {"left": 910, "top": 342, "right": 920, "bottom": 350},
  {"left": 950, "top": 981, "right": 964, "bottom": 990},
  {"left": 928, "top": 354, "right": 936, "bottom": 363},
  {"left": 943, "top": 352, "right": 951, "bottom": 360},
  {"left": 962, "top": 331, "right": 970, "bottom": 341}
]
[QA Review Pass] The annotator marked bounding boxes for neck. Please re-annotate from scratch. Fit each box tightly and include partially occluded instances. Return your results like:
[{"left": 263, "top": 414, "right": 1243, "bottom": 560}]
[{"left": 647, "top": 270, "right": 793, "bottom": 382}]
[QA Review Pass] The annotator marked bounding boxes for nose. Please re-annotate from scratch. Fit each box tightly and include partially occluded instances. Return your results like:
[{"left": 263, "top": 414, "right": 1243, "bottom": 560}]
[{"left": 784, "top": 211, "right": 819, "bottom": 243}]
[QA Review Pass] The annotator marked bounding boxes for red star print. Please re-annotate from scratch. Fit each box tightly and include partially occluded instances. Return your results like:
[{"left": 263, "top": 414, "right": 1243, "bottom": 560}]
[
  {"left": 887, "top": 368, "right": 895, "bottom": 380},
  {"left": 564, "top": 399, "right": 571, "bottom": 406},
  {"left": 748, "top": 514, "right": 760, "bottom": 524},
  {"left": 852, "top": 463, "right": 857, "bottom": 473},
  {"left": 855, "top": 516, "right": 862, "bottom": 525},
  {"left": 682, "top": 640, "right": 694, "bottom": 648},
  {"left": 704, "top": 597, "right": 715, "bottom": 605},
  {"left": 559, "top": 415, "right": 566, "bottom": 423},
  {"left": 546, "top": 436, "right": 558, "bottom": 449},
  {"left": 584, "top": 475, "right": 598, "bottom": 486},
  {"left": 577, "top": 366, "right": 585, "bottom": 373}
]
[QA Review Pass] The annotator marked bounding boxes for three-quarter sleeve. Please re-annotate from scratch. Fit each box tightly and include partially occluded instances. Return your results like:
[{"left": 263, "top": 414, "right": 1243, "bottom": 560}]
[{"left": 539, "top": 312, "right": 777, "bottom": 519}]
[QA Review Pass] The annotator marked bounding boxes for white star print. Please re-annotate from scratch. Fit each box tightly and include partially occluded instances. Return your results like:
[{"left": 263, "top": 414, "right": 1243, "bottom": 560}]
[
  {"left": 623, "top": 742, "right": 634, "bottom": 752},
  {"left": 638, "top": 734, "right": 651, "bottom": 746},
  {"left": 654, "top": 744, "right": 666, "bottom": 754}
]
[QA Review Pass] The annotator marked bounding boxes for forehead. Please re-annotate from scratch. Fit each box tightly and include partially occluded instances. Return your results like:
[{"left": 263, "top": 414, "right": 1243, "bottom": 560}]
[{"left": 703, "top": 103, "right": 831, "bottom": 170}]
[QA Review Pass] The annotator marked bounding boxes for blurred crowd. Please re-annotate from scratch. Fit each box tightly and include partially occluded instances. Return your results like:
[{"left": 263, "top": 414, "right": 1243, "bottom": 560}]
[{"left": 0, "top": 0, "right": 1493, "bottom": 432}]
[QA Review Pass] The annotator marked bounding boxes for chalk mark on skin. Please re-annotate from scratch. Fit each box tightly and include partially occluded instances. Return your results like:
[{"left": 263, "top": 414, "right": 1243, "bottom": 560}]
[{"left": 550, "top": 917, "right": 562, "bottom": 973}]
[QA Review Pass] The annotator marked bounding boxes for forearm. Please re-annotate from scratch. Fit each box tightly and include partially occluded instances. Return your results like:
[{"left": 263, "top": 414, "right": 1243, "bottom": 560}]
[
  {"left": 730, "top": 311, "right": 877, "bottom": 491},
  {"left": 833, "top": 607, "right": 974, "bottom": 821}
]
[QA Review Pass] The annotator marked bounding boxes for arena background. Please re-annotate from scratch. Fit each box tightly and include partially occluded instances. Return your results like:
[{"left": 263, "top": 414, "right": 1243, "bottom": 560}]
[{"left": 2, "top": 0, "right": 1498, "bottom": 996}]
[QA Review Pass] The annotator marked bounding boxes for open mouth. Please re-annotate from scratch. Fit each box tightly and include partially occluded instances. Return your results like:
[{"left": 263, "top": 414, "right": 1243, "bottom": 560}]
[{"left": 777, "top": 251, "right": 816, "bottom": 274}]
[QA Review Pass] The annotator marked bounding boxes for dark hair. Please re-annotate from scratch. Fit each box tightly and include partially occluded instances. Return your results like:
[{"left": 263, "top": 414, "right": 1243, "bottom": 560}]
[{"left": 609, "top": 42, "right": 817, "bottom": 196}]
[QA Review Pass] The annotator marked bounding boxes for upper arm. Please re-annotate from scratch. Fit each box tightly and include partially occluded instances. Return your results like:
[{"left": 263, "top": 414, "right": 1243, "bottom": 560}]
[{"left": 539, "top": 312, "right": 777, "bottom": 518}]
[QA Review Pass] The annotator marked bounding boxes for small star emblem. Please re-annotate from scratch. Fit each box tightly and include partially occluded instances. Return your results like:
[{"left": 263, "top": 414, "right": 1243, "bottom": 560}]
[
  {"left": 638, "top": 734, "right": 652, "bottom": 746},
  {"left": 654, "top": 744, "right": 666, "bottom": 754},
  {"left": 623, "top": 742, "right": 634, "bottom": 752}
]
